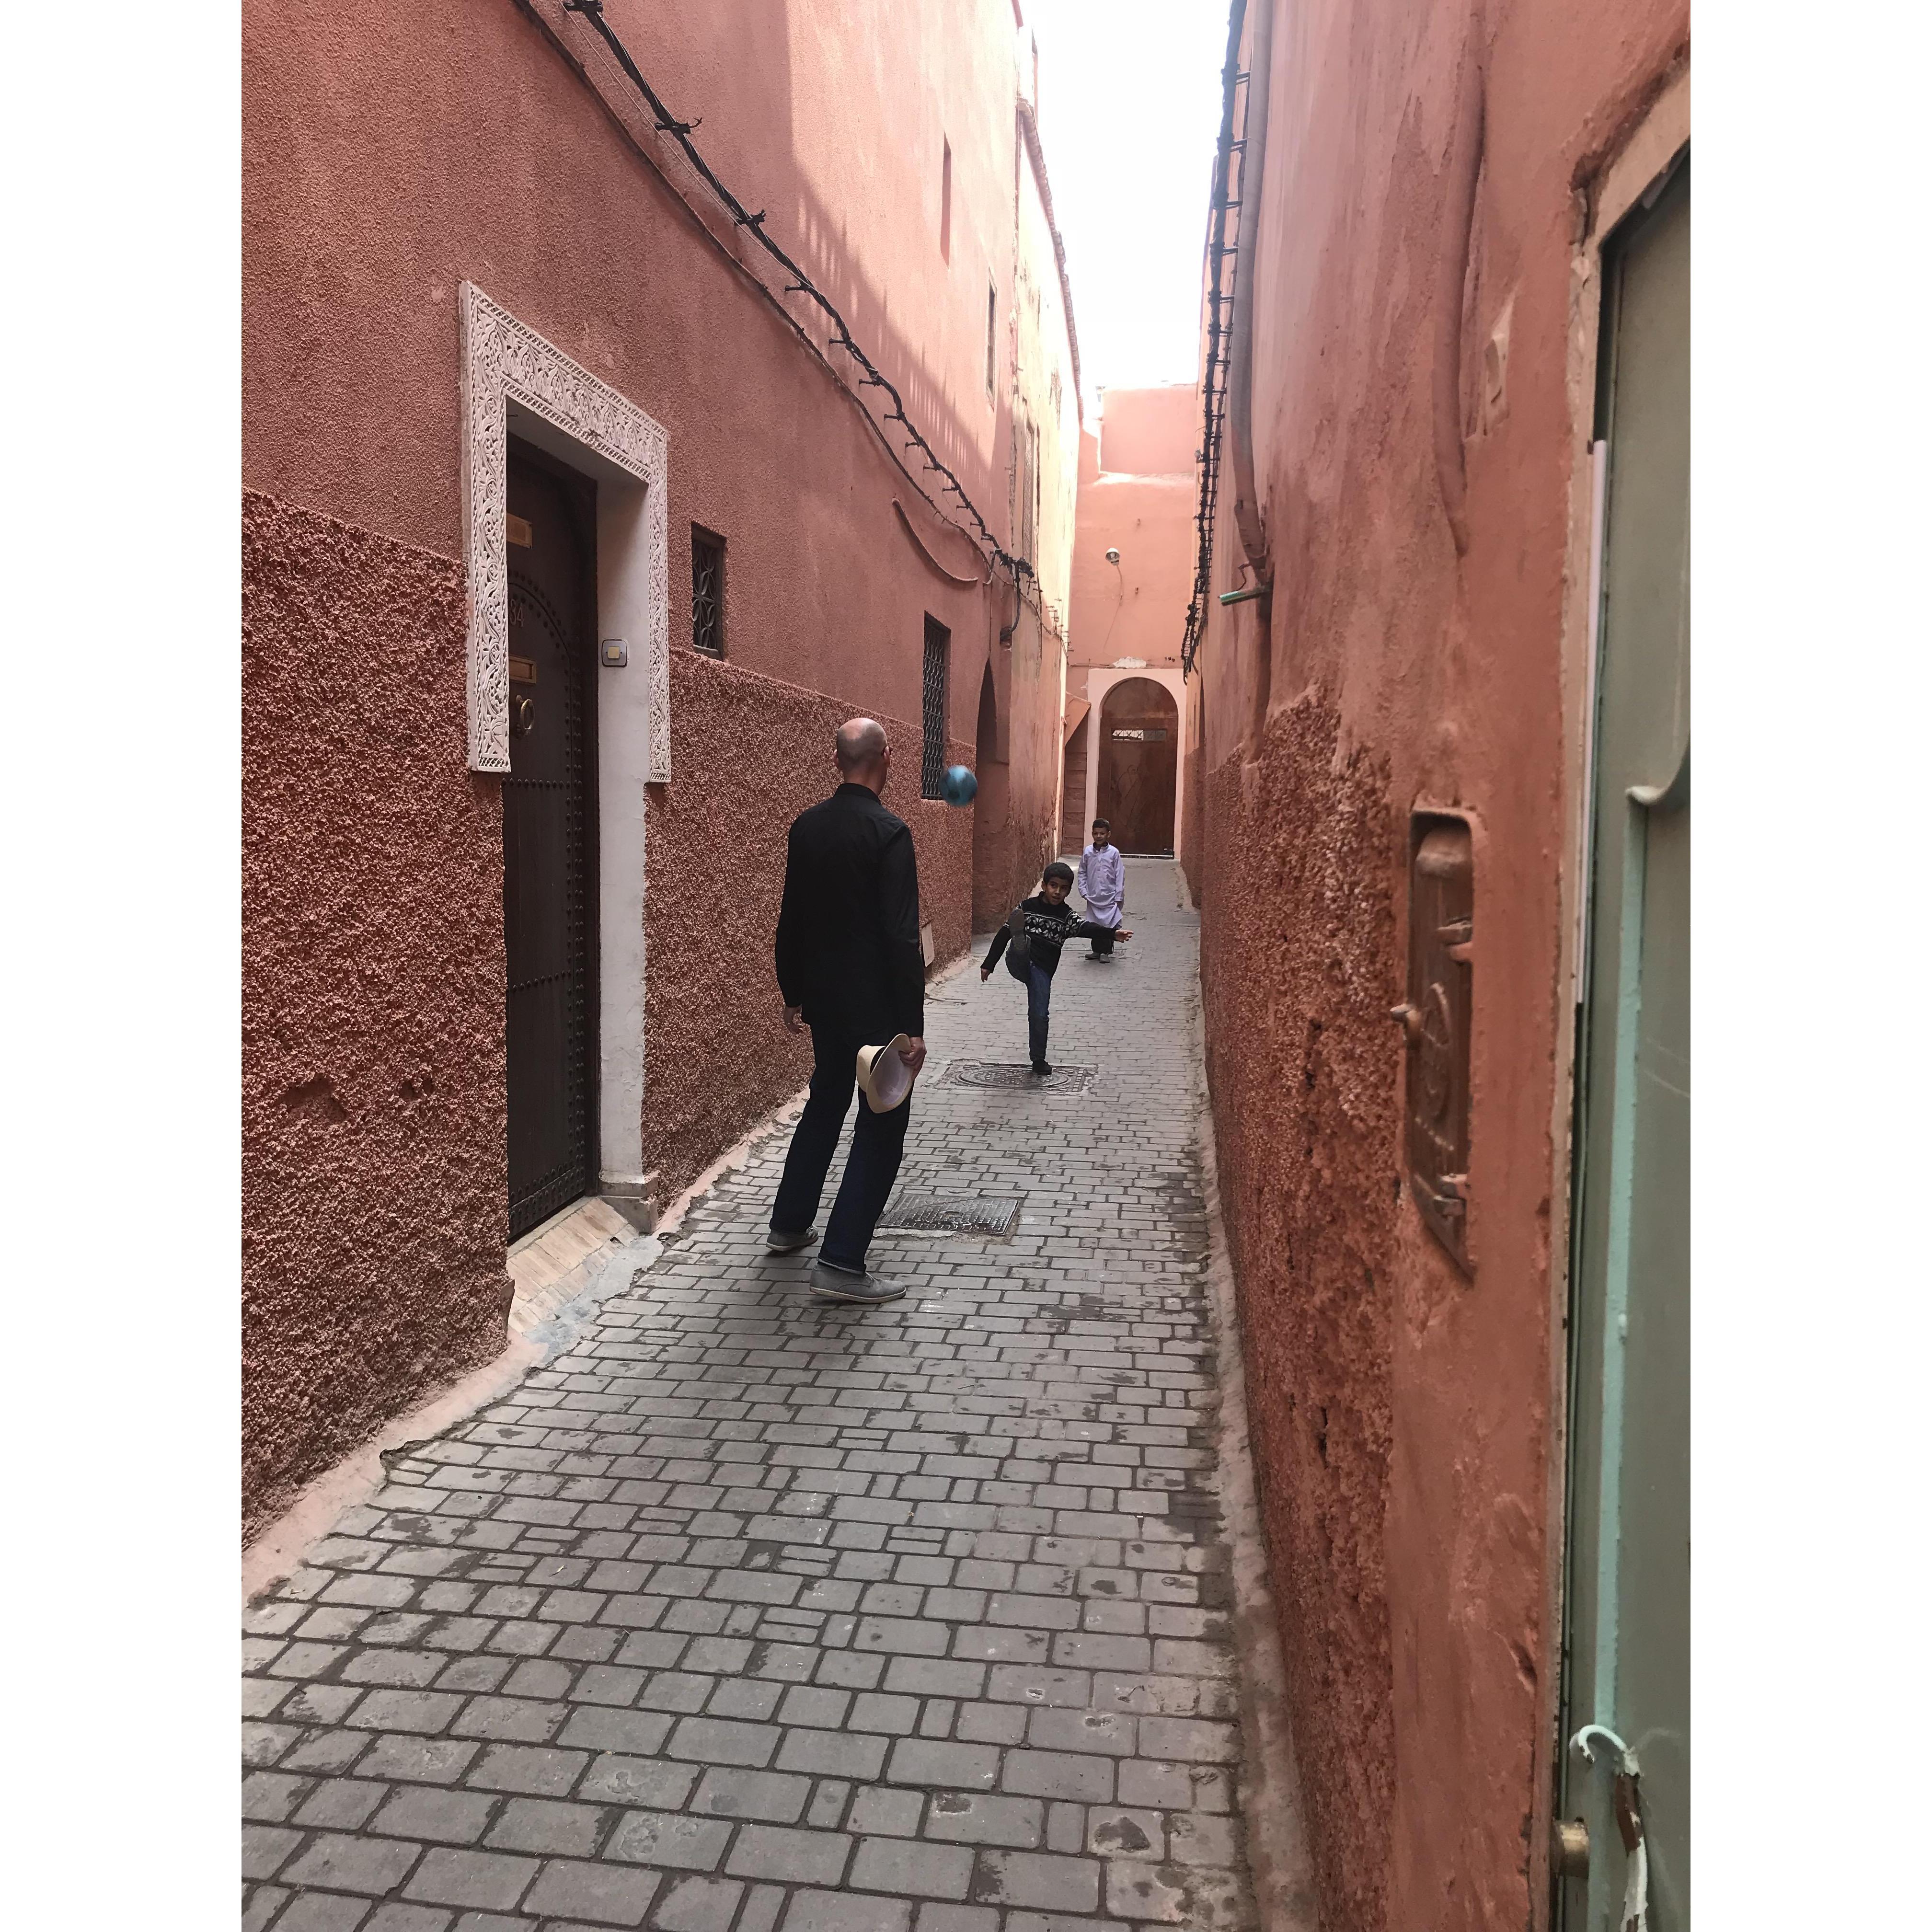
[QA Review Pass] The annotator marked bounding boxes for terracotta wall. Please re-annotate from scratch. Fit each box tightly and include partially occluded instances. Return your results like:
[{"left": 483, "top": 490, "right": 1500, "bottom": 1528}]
[
  {"left": 242, "top": 492, "right": 512, "bottom": 1535},
  {"left": 1185, "top": 2, "right": 1688, "bottom": 1929},
  {"left": 1065, "top": 392, "right": 1195, "bottom": 859},
  {"left": 1096, "top": 382, "right": 1196, "bottom": 479},
  {"left": 242, "top": 0, "right": 1075, "bottom": 1528},
  {"left": 1069, "top": 412, "right": 1194, "bottom": 680}
]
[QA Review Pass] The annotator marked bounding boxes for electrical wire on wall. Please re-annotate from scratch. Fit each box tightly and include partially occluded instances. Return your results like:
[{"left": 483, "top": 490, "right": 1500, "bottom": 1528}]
[
  {"left": 1180, "top": 0, "right": 1250, "bottom": 678},
  {"left": 543, "top": 0, "right": 1032, "bottom": 598}
]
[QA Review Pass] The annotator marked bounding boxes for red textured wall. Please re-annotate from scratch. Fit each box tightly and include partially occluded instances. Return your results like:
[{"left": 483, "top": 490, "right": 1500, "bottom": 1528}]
[
  {"left": 242, "top": 0, "right": 1066, "bottom": 1529},
  {"left": 1187, "top": 2, "right": 1689, "bottom": 1928},
  {"left": 243, "top": 492, "right": 512, "bottom": 1539}
]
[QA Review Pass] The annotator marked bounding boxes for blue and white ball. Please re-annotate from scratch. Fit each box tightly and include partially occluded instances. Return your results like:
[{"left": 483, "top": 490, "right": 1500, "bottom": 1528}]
[{"left": 942, "top": 763, "right": 978, "bottom": 806}]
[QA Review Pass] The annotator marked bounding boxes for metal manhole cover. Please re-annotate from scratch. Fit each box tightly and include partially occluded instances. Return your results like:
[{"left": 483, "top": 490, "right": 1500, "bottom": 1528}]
[
  {"left": 941, "top": 1060, "right": 1096, "bottom": 1093},
  {"left": 879, "top": 1193, "right": 1022, "bottom": 1237}
]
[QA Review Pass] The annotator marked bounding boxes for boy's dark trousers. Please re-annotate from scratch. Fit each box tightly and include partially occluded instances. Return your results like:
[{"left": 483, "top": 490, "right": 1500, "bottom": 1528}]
[
  {"left": 1025, "top": 961, "right": 1054, "bottom": 1063},
  {"left": 771, "top": 1024, "right": 910, "bottom": 1272},
  {"left": 1089, "top": 927, "right": 1116, "bottom": 958}
]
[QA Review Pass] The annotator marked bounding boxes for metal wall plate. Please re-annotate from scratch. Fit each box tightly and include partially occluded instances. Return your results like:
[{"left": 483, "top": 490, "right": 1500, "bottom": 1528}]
[
  {"left": 878, "top": 1193, "right": 1022, "bottom": 1237},
  {"left": 941, "top": 1060, "right": 1096, "bottom": 1093}
]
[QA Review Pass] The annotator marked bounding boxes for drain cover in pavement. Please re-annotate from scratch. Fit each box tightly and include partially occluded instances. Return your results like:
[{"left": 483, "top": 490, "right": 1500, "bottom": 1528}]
[
  {"left": 941, "top": 1060, "right": 1096, "bottom": 1093},
  {"left": 879, "top": 1192, "right": 1022, "bottom": 1237}
]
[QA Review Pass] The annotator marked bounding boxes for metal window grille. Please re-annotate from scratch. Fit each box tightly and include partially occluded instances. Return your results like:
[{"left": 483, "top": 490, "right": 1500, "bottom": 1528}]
[
  {"left": 691, "top": 527, "right": 724, "bottom": 657},
  {"left": 921, "top": 617, "right": 949, "bottom": 798}
]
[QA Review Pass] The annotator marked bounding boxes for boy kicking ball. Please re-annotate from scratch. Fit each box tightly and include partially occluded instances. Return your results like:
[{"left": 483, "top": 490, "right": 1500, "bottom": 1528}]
[{"left": 981, "top": 861, "right": 1133, "bottom": 1075}]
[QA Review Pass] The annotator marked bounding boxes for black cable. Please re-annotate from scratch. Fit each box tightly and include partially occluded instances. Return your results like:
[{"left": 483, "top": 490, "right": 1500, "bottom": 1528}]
[
  {"left": 557, "top": 0, "right": 1031, "bottom": 591},
  {"left": 1181, "top": 1, "right": 1249, "bottom": 677}
]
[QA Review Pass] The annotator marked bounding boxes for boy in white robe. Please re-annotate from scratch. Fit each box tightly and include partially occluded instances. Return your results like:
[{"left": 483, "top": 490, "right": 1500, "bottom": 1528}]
[{"left": 1075, "top": 818, "right": 1127, "bottom": 960}]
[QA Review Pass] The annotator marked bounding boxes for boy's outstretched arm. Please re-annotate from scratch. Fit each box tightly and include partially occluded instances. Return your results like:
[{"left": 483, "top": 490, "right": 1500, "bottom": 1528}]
[{"left": 980, "top": 926, "right": 1011, "bottom": 980}]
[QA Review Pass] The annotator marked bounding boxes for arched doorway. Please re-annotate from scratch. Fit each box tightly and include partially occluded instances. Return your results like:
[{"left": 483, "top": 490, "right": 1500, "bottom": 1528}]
[
  {"left": 1096, "top": 677, "right": 1178, "bottom": 854},
  {"left": 970, "top": 661, "right": 1011, "bottom": 930}
]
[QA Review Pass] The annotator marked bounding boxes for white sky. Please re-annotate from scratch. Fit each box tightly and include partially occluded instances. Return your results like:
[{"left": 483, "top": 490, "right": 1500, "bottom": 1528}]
[{"left": 1023, "top": 0, "right": 1229, "bottom": 411}]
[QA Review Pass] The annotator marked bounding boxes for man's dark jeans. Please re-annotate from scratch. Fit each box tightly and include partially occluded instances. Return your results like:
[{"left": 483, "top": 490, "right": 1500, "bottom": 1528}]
[{"left": 771, "top": 1025, "right": 909, "bottom": 1273}]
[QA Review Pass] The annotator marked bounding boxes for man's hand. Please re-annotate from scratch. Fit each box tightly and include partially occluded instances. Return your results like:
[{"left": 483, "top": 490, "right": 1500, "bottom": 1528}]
[
  {"left": 1116, "top": 930, "right": 1134, "bottom": 942},
  {"left": 980, "top": 967, "right": 992, "bottom": 981},
  {"left": 899, "top": 1036, "right": 928, "bottom": 1075},
  {"left": 782, "top": 1004, "right": 805, "bottom": 1034}
]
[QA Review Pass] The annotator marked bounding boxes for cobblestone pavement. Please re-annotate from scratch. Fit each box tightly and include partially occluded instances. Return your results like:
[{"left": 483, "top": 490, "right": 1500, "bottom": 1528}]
[{"left": 243, "top": 860, "right": 1258, "bottom": 1932}]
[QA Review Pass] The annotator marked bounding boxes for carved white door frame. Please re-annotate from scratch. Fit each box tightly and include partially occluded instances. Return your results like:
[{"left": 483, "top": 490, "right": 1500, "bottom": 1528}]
[{"left": 460, "top": 282, "right": 669, "bottom": 1201}]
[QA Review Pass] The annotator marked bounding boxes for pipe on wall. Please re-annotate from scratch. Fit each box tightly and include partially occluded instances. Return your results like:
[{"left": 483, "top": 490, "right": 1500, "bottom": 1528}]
[
  {"left": 1433, "top": 19, "right": 1486, "bottom": 558},
  {"left": 1227, "top": 0, "right": 1274, "bottom": 583}
]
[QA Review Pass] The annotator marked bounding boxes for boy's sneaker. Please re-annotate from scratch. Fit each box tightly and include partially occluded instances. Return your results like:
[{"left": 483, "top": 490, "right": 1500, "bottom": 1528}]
[
  {"left": 1031, "top": 1059, "right": 1053, "bottom": 1076},
  {"left": 808, "top": 1262, "right": 906, "bottom": 1304},
  {"left": 767, "top": 1225, "right": 817, "bottom": 1254}
]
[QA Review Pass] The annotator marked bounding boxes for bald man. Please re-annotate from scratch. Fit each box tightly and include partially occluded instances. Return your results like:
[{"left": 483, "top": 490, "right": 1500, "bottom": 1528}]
[{"left": 769, "top": 718, "right": 929, "bottom": 1302}]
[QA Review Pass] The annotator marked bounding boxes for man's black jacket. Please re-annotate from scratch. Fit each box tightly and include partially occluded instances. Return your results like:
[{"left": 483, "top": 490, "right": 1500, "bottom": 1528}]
[{"left": 774, "top": 782, "right": 925, "bottom": 1041}]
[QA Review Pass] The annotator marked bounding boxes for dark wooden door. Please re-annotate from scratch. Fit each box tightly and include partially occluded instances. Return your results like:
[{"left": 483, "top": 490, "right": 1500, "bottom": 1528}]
[
  {"left": 1096, "top": 678, "right": 1178, "bottom": 854},
  {"left": 504, "top": 448, "right": 598, "bottom": 1240}
]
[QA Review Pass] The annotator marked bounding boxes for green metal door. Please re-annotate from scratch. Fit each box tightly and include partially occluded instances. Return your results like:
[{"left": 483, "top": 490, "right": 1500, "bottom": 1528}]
[{"left": 1560, "top": 152, "right": 1690, "bottom": 1932}]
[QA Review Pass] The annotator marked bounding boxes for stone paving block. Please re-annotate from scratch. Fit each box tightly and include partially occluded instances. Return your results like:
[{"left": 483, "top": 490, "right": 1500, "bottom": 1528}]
[
  {"left": 402, "top": 1847, "right": 540, "bottom": 1910},
  {"left": 577, "top": 1752, "right": 699, "bottom": 1809},
  {"left": 555, "top": 1708, "right": 673, "bottom": 1757},
  {"left": 284, "top": 1729, "right": 377, "bottom": 1775},
  {"left": 776, "top": 1727, "right": 889, "bottom": 1781},
  {"left": 362, "top": 1907, "right": 454, "bottom": 1932},
  {"left": 921, "top": 1791, "right": 1044, "bottom": 1849},
  {"left": 242, "top": 1886, "right": 290, "bottom": 1932},
  {"left": 483, "top": 1795, "right": 605, "bottom": 1857},
  {"left": 690, "top": 1766, "right": 810, "bottom": 1823},
  {"left": 243, "top": 1770, "right": 311, "bottom": 1822},
  {"left": 602, "top": 1809, "right": 732, "bottom": 1871},
  {"left": 666, "top": 1714, "right": 778, "bottom": 1767},
  {"left": 969, "top": 1849, "right": 1101, "bottom": 1914},
  {"left": 297, "top": 1778, "right": 391, "bottom": 1831},
  {"left": 467, "top": 1743, "right": 588, "bottom": 1796},
  {"left": 911, "top": 1909, "right": 998, "bottom": 1932},
  {"left": 724, "top": 1824, "right": 852, "bottom": 1886},
  {"left": 519, "top": 1855, "right": 661, "bottom": 1924},
  {"left": 272, "top": 1893, "right": 377, "bottom": 1931},
  {"left": 242, "top": 1823, "right": 303, "bottom": 1880},
  {"left": 848, "top": 1836, "right": 975, "bottom": 1900},
  {"left": 1000, "top": 1751, "right": 1114, "bottom": 1803},
  {"left": 884, "top": 1740, "right": 998, "bottom": 1791},
  {"left": 1134, "top": 1716, "right": 1238, "bottom": 1763},
  {"left": 648, "top": 1874, "right": 744, "bottom": 1932},
  {"left": 281, "top": 1830, "right": 425, "bottom": 1896},
  {"left": 1086, "top": 1808, "right": 1165, "bottom": 1860},
  {"left": 779, "top": 1891, "right": 911, "bottom": 1932},
  {"left": 369, "top": 1785, "right": 497, "bottom": 1845}
]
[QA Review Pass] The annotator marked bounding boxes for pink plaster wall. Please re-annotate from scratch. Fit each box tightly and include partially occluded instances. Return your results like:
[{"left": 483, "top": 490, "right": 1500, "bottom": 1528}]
[
  {"left": 1186, "top": 3, "right": 1689, "bottom": 1929},
  {"left": 1096, "top": 381, "right": 1196, "bottom": 477},
  {"left": 242, "top": 0, "right": 1072, "bottom": 1528},
  {"left": 1068, "top": 430, "right": 1194, "bottom": 675}
]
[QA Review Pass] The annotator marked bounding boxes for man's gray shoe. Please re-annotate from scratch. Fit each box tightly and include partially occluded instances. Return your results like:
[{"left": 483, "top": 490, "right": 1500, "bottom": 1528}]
[
  {"left": 808, "top": 1262, "right": 906, "bottom": 1304},
  {"left": 767, "top": 1225, "right": 818, "bottom": 1254}
]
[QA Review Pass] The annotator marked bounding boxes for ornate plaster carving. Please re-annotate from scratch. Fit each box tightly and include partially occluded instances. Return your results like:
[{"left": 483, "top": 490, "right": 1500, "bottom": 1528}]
[{"left": 460, "top": 283, "right": 670, "bottom": 776}]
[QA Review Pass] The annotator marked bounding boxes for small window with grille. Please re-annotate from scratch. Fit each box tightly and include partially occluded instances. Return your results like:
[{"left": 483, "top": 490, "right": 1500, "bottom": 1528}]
[
  {"left": 691, "top": 526, "right": 725, "bottom": 657},
  {"left": 921, "top": 616, "right": 949, "bottom": 799}
]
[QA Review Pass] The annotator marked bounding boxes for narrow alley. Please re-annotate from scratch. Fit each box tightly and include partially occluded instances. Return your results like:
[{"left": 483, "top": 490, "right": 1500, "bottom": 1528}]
[{"left": 243, "top": 863, "right": 1274, "bottom": 1932}]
